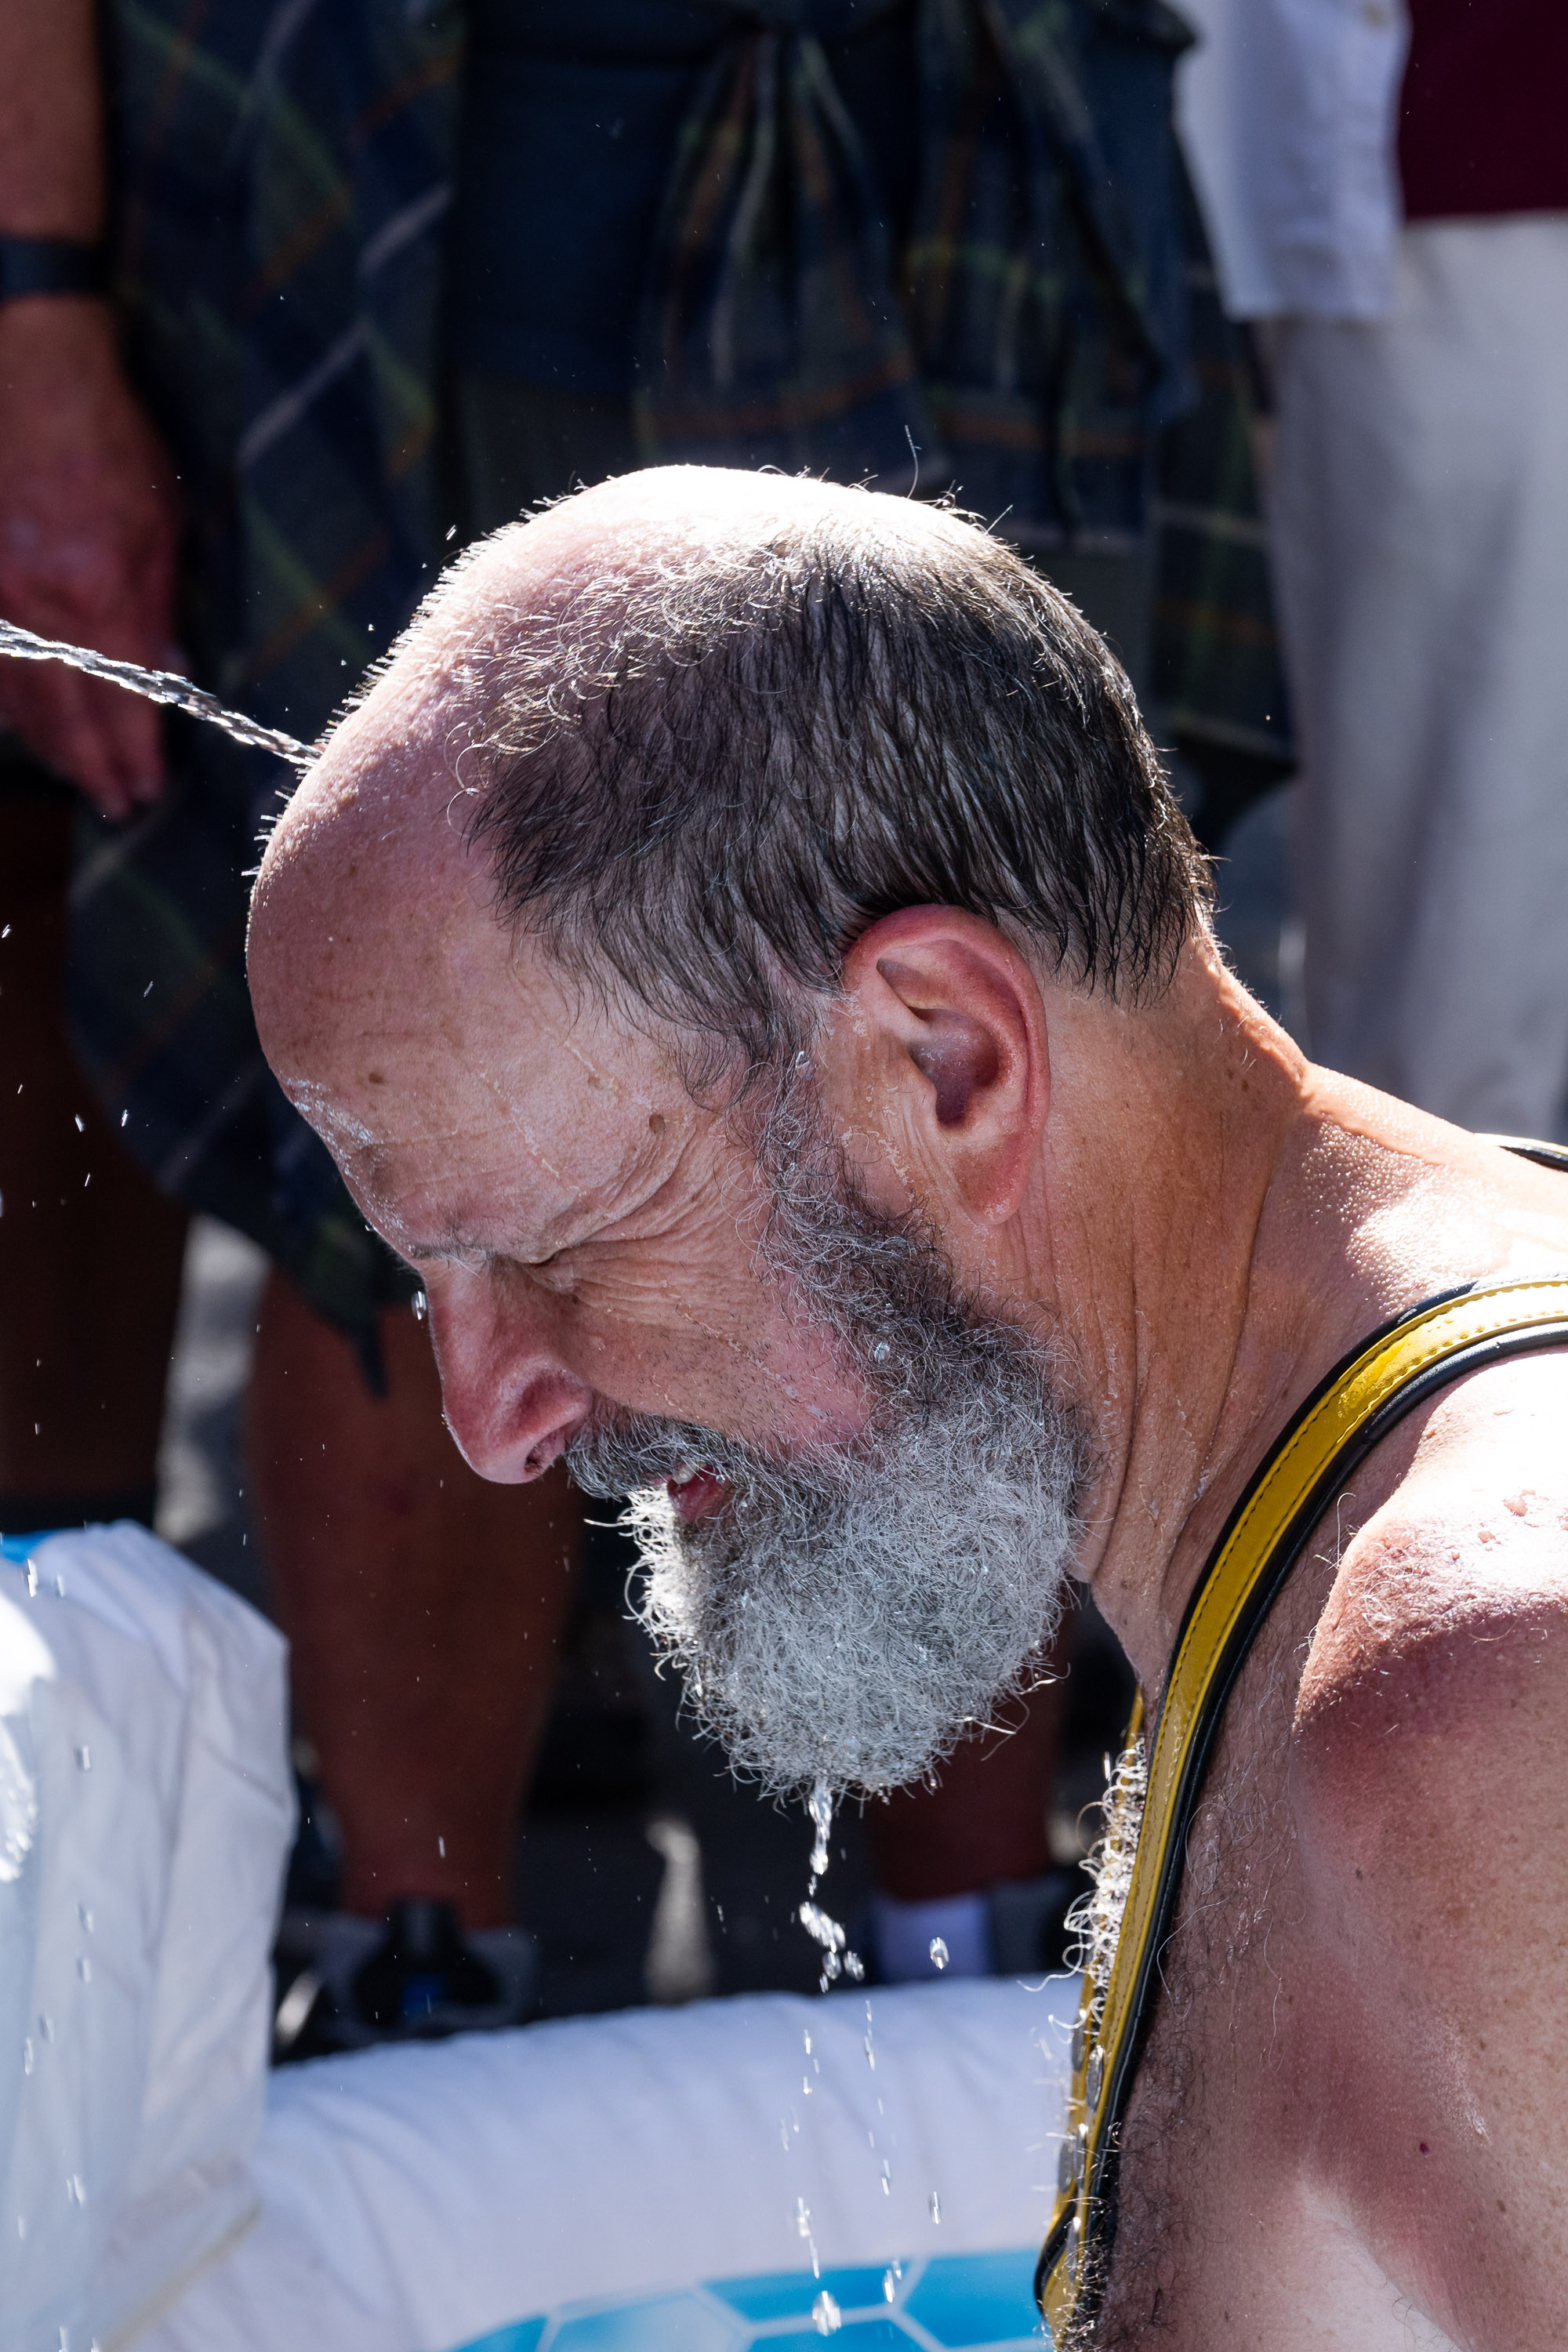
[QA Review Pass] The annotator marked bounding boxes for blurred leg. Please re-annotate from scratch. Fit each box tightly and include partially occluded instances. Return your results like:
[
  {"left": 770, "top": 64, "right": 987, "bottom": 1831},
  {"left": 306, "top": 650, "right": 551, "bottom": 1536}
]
[
  {"left": 0, "top": 789, "right": 187, "bottom": 1521},
  {"left": 863, "top": 1621, "right": 1073, "bottom": 1980},
  {"left": 247, "top": 1266, "right": 582, "bottom": 1929},
  {"left": 866, "top": 1629, "right": 1068, "bottom": 1903},
  {"left": 1275, "top": 220, "right": 1568, "bottom": 1134}
]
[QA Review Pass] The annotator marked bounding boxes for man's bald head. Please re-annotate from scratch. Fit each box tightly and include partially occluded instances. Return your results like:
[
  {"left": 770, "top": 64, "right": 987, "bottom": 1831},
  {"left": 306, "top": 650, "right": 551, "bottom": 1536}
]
[
  {"left": 243, "top": 467, "right": 1216, "bottom": 1792},
  {"left": 252, "top": 466, "right": 1207, "bottom": 1105}
]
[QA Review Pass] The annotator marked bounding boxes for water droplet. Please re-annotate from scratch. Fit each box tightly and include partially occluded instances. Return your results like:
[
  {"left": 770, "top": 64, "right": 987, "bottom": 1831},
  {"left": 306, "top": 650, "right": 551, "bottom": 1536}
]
[
  {"left": 74, "top": 1745, "right": 90, "bottom": 1773},
  {"left": 66, "top": 2172, "right": 85, "bottom": 2205},
  {"left": 873, "top": 1341, "right": 890, "bottom": 1362},
  {"left": 929, "top": 1936, "right": 949, "bottom": 1971},
  {"left": 807, "top": 1779, "right": 833, "bottom": 1881},
  {"left": 437, "top": 1836, "right": 445, "bottom": 1858},
  {"left": 120, "top": 1110, "right": 128, "bottom": 1128},
  {"left": 883, "top": 2261, "right": 902, "bottom": 2301},
  {"left": 22, "top": 2037, "right": 33, "bottom": 2075},
  {"left": 77, "top": 1903, "right": 93, "bottom": 1933},
  {"left": 929, "top": 2190, "right": 942, "bottom": 2224},
  {"left": 412, "top": 1290, "right": 428, "bottom": 1321},
  {"left": 880, "top": 2158, "right": 891, "bottom": 2194},
  {"left": 25, "top": 1560, "right": 37, "bottom": 1598},
  {"left": 54, "top": 1574, "right": 65, "bottom": 1599},
  {"left": 38, "top": 2013, "right": 54, "bottom": 2043},
  {"left": 811, "top": 2288, "right": 842, "bottom": 2334},
  {"left": 76, "top": 1957, "right": 91, "bottom": 1985},
  {"left": 795, "top": 2195, "right": 811, "bottom": 2239}
]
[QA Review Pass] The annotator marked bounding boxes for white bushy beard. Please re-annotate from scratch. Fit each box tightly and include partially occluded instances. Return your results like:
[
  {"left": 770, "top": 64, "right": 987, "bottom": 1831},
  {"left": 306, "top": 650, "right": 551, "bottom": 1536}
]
[{"left": 566, "top": 1067, "right": 1089, "bottom": 1798}]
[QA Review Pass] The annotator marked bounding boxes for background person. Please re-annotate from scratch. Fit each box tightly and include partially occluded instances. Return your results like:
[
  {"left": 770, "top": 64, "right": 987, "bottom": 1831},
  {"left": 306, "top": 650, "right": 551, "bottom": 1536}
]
[
  {"left": 1179, "top": 0, "right": 1568, "bottom": 1137},
  {"left": 2, "top": 0, "right": 1275, "bottom": 2023}
]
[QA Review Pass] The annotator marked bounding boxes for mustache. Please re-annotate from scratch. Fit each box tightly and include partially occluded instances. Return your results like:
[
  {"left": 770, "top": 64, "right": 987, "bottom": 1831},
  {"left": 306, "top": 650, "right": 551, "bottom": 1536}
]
[
  {"left": 565, "top": 1403, "right": 751, "bottom": 1500},
  {"left": 565, "top": 1396, "right": 884, "bottom": 1505}
]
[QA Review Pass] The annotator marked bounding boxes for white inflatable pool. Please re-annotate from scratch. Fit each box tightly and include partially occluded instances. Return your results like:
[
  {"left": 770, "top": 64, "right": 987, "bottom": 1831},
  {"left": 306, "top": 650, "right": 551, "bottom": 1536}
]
[{"left": 0, "top": 1529, "right": 1073, "bottom": 2352}]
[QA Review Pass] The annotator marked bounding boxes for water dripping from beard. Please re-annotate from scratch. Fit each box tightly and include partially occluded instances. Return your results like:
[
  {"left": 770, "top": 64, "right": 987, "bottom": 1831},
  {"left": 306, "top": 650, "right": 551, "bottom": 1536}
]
[{"left": 567, "top": 1067, "right": 1089, "bottom": 1803}]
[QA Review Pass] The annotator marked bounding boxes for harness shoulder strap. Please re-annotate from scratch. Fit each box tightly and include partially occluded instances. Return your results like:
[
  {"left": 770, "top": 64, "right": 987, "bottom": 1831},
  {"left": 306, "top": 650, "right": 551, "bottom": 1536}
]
[{"left": 1037, "top": 1268, "right": 1568, "bottom": 2337}]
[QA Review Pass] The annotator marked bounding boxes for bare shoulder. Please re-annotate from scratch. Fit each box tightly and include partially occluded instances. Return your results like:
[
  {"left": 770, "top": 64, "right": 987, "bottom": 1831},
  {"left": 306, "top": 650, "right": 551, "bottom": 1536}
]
[
  {"left": 1291, "top": 1346, "right": 1568, "bottom": 1842},
  {"left": 1281, "top": 1348, "right": 1568, "bottom": 2329}
]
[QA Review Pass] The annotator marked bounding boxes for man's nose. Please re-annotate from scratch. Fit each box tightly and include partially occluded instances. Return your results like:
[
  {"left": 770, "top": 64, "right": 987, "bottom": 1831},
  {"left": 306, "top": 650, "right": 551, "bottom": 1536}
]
[{"left": 424, "top": 1275, "right": 594, "bottom": 1483}]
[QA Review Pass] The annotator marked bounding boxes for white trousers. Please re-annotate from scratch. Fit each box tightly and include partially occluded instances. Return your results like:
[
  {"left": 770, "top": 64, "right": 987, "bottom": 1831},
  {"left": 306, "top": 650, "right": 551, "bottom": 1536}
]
[{"left": 1270, "top": 216, "right": 1568, "bottom": 1134}]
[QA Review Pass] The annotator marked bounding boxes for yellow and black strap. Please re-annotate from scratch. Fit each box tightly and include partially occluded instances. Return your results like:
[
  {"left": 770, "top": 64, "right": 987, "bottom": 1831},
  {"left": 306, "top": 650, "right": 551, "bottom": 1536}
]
[{"left": 1036, "top": 1261, "right": 1568, "bottom": 2339}]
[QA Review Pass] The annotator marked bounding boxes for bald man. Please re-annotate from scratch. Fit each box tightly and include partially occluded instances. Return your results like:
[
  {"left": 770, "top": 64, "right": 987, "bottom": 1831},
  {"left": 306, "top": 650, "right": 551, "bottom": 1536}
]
[{"left": 249, "top": 470, "right": 1568, "bottom": 2347}]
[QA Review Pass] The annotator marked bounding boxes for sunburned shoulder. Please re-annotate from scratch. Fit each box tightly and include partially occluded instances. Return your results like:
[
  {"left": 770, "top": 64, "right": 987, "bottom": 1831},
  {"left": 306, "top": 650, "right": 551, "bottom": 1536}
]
[
  {"left": 1280, "top": 1352, "right": 1568, "bottom": 2336},
  {"left": 1290, "top": 1348, "right": 1568, "bottom": 1827}
]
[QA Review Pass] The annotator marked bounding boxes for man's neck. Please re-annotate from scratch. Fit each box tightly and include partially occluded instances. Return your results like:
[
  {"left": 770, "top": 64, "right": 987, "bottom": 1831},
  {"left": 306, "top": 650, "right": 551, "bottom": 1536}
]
[{"left": 1033, "top": 948, "right": 1458, "bottom": 1696}]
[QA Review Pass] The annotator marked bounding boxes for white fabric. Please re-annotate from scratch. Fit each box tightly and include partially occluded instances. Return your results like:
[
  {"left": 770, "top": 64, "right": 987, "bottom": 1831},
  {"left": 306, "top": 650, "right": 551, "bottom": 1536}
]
[
  {"left": 0, "top": 1525, "right": 293, "bottom": 2352},
  {"left": 1270, "top": 217, "right": 1568, "bottom": 1133},
  {"left": 137, "top": 1974, "right": 1075, "bottom": 2352},
  {"left": 1174, "top": 0, "right": 1409, "bottom": 320}
]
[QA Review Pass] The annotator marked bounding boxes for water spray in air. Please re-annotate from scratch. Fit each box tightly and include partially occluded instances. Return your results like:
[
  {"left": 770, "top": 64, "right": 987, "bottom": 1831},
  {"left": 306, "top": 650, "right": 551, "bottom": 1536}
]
[
  {"left": 797, "top": 1777, "right": 864, "bottom": 1991},
  {"left": 0, "top": 618, "right": 313, "bottom": 769}
]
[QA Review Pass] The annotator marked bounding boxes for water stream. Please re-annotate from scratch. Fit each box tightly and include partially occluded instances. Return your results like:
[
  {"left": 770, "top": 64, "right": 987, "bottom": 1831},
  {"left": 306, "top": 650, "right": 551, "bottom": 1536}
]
[
  {"left": 0, "top": 618, "right": 312, "bottom": 769},
  {"left": 797, "top": 1778, "right": 863, "bottom": 1991}
]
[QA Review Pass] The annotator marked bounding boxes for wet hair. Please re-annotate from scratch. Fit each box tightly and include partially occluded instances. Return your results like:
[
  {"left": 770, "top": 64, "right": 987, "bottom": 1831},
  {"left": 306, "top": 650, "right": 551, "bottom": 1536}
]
[{"left": 462, "top": 488, "right": 1210, "bottom": 1094}]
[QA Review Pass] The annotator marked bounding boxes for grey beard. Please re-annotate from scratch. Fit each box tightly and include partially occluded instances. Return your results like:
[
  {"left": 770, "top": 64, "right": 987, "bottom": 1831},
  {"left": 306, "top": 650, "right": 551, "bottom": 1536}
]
[{"left": 566, "top": 1071, "right": 1088, "bottom": 1798}]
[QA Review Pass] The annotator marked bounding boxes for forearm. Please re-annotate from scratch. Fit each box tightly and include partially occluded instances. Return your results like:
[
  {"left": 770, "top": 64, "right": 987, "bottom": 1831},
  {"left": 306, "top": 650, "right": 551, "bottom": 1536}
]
[
  {"left": 0, "top": 0, "right": 106, "bottom": 239},
  {"left": 0, "top": 2, "right": 176, "bottom": 810}
]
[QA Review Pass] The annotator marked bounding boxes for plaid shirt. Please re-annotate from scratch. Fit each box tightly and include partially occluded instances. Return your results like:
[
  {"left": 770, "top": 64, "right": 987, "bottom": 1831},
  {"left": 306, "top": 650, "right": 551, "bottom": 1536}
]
[{"left": 70, "top": 0, "right": 1287, "bottom": 1349}]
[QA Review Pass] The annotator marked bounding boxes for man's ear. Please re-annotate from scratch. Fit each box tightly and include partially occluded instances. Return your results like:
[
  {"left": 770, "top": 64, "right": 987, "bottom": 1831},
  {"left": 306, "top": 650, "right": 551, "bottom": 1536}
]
[{"left": 835, "top": 906, "right": 1049, "bottom": 1225}]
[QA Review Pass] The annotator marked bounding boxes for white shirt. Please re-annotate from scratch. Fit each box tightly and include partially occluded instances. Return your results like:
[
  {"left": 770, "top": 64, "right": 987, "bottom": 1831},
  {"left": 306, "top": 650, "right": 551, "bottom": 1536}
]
[{"left": 1174, "top": 0, "right": 1410, "bottom": 321}]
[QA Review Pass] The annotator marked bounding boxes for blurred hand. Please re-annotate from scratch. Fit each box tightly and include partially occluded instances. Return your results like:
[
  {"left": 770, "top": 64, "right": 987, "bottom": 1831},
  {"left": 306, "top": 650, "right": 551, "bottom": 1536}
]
[{"left": 0, "top": 297, "right": 180, "bottom": 818}]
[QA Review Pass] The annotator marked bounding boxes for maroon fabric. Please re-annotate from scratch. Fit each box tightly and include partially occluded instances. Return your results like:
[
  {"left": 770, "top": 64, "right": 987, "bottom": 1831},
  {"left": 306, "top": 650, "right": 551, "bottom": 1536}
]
[{"left": 1399, "top": 0, "right": 1568, "bottom": 220}]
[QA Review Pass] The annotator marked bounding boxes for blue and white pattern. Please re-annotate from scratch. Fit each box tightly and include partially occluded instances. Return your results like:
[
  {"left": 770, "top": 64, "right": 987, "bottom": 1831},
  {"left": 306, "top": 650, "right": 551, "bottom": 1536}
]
[{"left": 452, "top": 2248, "right": 1046, "bottom": 2352}]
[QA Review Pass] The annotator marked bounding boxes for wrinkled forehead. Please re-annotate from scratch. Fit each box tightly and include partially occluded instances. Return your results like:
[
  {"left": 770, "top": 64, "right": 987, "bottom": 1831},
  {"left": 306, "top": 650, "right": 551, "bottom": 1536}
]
[{"left": 262, "top": 852, "right": 706, "bottom": 1264}]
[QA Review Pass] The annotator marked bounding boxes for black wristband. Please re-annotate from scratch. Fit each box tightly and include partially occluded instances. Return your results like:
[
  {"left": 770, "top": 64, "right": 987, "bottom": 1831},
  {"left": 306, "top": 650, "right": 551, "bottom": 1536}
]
[{"left": 0, "top": 236, "right": 108, "bottom": 304}]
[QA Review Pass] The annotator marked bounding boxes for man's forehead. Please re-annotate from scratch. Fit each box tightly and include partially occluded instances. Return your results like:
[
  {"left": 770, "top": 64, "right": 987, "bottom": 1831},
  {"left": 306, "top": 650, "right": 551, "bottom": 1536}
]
[{"left": 283, "top": 920, "right": 706, "bottom": 1255}]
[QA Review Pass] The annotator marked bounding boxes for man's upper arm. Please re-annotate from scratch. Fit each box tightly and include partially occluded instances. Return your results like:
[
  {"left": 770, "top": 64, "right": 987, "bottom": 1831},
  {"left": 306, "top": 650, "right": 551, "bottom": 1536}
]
[{"left": 1291, "top": 1470, "right": 1568, "bottom": 2342}]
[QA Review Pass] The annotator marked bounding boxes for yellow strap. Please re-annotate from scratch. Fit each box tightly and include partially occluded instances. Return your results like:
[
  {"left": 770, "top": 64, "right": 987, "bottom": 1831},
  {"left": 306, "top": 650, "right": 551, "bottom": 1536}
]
[{"left": 1040, "top": 1274, "right": 1568, "bottom": 2336}]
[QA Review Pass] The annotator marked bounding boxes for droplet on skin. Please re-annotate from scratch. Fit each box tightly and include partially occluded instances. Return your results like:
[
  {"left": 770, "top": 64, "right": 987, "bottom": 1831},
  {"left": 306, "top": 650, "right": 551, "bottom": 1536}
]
[{"left": 929, "top": 1936, "right": 949, "bottom": 1971}]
